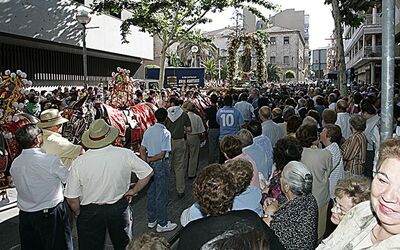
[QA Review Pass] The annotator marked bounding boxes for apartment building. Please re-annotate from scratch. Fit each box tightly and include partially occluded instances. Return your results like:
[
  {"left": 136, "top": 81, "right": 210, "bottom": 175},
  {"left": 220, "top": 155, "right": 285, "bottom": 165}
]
[
  {"left": 344, "top": 2, "right": 400, "bottom": 84},
  {"left": 0, "top": 0, "right": 153, "bottom": 86},
  {"left": 266, "top": 26, "right": 306, "bottom": 81},
  {"left": 245, "top": 8, "right": 310, "bottom": 80}
]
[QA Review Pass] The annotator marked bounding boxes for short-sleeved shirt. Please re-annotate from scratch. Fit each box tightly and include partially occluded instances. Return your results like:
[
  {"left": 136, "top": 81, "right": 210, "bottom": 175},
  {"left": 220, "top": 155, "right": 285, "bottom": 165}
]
[
  {"left": 336, "top": 112, "right": 352, "bottom": 139},
  {"left": 64, "top": 145, "right": 152, "bottom": 205},
  {"left": 243, "top": 143, "right": 269, "bottom": 179},
  {"left": 187, "top": 112, "right": 205, "bottom": 135},
  {"left": 166, "top": 112, "right": 191, "bottom": 140},
  {"left": 204, "top": 105, "right": 219, "bottom": 129},
  {"left": 11, "top": 148, "right": 69, "bottom": 212},
  {"left": 42, "top": 129, "right": 82, "bottom": 167},
  {"left": 141, "top": 123, "right": 171, "bottom": 157},
  {"left": 253, "top": 135, "right": 274, "bottom": 178},
  {"left": 216, "top": 106, "right": 244, "bottom": 140},
  {"left": 234, "top": 101, "right": 255, "bottom": 121}
]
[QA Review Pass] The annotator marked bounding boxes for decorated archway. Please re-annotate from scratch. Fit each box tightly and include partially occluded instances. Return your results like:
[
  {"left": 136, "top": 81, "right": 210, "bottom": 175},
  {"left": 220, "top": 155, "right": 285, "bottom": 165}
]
[{"left": 227, "top": 31, "right": 267, "bottom": 84}]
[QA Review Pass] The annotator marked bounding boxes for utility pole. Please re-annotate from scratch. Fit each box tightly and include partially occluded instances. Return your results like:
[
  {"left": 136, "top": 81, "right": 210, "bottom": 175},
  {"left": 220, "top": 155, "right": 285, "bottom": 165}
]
[{"left": 381, "top": 0, "right": 395, "bottom": 141}]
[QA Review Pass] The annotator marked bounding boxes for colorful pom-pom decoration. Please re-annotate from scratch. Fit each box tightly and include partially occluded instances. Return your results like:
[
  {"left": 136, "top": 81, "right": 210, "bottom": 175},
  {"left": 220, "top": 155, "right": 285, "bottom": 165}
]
[
  {"left": 107, "top": 67, "right": 136, "bottom": 108},
  {"left": 0, "top": 69, "right": 30, "bottom": 124}
]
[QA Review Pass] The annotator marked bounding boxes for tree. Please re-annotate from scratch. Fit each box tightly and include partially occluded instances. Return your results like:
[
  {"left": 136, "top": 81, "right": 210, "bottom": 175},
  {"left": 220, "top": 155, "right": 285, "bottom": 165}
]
[
  {"left": 92, "top": 0, "right": 275, "bottom": 88},
  {"left": 202, "top": 59, "right": 218, "bottom": 80},
  {"left": 167, "top": 52, "right": 183, "bottom": 67},
  {"left": 324, "top": 0, "right": 376, "bottom": 96},
  {"left": 267, "top": 64, "right": 281, "bottom": 82},
  {"left": 177, "top": 30, "right": 217, "bottom": 67}
]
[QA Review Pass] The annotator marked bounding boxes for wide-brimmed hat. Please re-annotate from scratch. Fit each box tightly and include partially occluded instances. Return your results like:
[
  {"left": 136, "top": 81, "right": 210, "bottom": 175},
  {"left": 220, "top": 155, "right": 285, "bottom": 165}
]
[
  {"left": 37, "top": 109, "right": 69, "bottom": 128},
  {"left": 81, "top": 119, "right": 119, "bottom": 149}
]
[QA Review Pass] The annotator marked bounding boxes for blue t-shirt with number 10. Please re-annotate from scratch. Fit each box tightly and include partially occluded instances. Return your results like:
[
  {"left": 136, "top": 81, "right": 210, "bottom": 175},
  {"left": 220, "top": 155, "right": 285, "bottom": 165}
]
[{"left": 216, "top": 106, "right": 245, "bottom": 141}]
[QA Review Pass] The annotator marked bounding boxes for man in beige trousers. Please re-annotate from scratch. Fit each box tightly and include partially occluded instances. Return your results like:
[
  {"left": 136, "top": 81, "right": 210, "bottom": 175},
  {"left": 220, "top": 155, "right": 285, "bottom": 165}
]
[
  {"left": 166, "top": 97, "right": 192, "bottom": 198},
  {"left": 184, "top": 102, "right": 205, "bottom": 179}
]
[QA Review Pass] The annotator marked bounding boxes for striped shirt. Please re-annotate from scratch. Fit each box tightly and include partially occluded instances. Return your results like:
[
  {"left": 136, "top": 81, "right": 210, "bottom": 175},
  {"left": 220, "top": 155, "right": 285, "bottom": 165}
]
[
  {"left": 326, "top": 143, "right": 345, "bottom": 198},
  {"left": 341, "top": 132, "right": 367, "bottom": 175}
]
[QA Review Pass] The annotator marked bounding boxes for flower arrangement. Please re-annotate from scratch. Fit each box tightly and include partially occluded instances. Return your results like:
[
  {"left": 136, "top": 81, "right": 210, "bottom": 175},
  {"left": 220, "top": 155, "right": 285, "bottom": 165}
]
[{"left": 226, "top": 32, "right": 267, "bottom": 85}]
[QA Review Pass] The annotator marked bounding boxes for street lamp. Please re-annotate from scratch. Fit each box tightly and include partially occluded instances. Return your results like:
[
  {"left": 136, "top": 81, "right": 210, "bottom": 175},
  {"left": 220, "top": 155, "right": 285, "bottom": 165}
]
[
  {"left": 191, "top": 45, "right": 199, "bottom": 67},
  {"left": 76, "top": 9, "right": 91, "bottom": 89}
]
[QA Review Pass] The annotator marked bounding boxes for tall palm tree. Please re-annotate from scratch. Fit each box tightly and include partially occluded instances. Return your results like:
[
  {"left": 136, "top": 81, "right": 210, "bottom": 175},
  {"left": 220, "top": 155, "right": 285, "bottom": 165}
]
[
  {"left": 177, "top": 30, "right": 218, "bottom": 67},
  {"left": 267, "top": 64, "right": 281, "bottom": 82}
]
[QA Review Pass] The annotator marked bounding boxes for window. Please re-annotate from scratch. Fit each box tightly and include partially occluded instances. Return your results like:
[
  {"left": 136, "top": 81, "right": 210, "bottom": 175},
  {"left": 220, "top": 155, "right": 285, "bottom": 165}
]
[
  {"left": 270, "top": 37, "right": 276, "bottom": 45},
  {"left": 284, "top": 36, "right": 290, "bottom": 44},
  {"left": 270, "top": 56, "right": 276, "bottom": 64},
  {"left": 284, "top": 56, "right": 289, "bottom": 64}
]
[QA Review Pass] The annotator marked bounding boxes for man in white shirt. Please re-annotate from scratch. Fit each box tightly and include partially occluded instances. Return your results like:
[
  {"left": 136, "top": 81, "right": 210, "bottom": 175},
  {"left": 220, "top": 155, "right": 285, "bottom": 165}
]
[
  {"left": 361, "top": 101, "right": 380, "bottom": 178},
  {"left": 140, "top": 108, "right": 177, "bottom": 233},
  {"left": 11, "top": 124, "right": 72, "bottom": 250},
  {"left": 64, "top": 119, "right": 153, "bottom": 250},
  {"left": 234, "top": 93, "right": 254, "bottom": 122},
  {"left": 38, "top": 109, "right": 83, "bottom": 167},
  {"left": 335, "top": 100, "right": 352, "bottom": 139}
]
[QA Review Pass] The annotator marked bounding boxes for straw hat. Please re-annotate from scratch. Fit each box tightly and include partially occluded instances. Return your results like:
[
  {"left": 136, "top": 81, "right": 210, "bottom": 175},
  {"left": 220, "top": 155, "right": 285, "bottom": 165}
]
[
  {"left": 81, "top": 119, "right": 119, "bottom": 149},
  {"left": 37, "top": 109, "right": 69, "bottom": 128}
]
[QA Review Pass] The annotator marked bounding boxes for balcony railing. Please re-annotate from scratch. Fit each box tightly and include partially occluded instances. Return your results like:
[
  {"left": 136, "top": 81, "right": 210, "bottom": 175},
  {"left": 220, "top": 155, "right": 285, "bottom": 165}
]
[
  {"left": 347, "top": 45, "right": 400, "bottom": 67},
  {"left": 364, "top": 14, "right": 382, "bottom": 25}
]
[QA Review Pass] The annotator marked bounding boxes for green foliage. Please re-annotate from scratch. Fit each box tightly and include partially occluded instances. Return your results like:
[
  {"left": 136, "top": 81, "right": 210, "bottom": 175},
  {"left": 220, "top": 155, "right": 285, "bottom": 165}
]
[
  {"left": 202, "top": 59, "right": 218, "bottom": 80},
  {"left": 92, "top": 0, "right": 275, "bottom": 87},
  {"left": 167, "top": 53, "right": 184, "bottom": 67},
  {"left": 220, "top": 63, "right": 228, "bottom": 81},
  {"left": 227, "top": 31, "right": 267, "bottom": 84},
  {"left": 267, "top": 64, "right": 281, "bottom": 81},
  {"left": 92, "top": 0, "right": 274, "bottom": 44},
  {"left": 324, "top": 0, "right": 377, "bottom": 27},
  {"left": 177, "top": 30, "right": 218, "bottom": 66}
]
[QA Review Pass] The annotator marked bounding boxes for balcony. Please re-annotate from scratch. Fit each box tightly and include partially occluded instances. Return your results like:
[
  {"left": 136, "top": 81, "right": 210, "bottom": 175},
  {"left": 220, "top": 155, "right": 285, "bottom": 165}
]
[
  {"left": 364, "top": 14, "right": 382, "bottom": 26},
  {"left": 347, "top": 45, "right": 400, "bottom": 68}
]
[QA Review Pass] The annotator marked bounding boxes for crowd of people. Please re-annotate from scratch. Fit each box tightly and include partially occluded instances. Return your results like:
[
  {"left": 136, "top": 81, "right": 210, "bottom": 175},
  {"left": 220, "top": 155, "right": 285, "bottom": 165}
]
[{"left": 6, "top": 80, "right": 400, "bottom": 250}]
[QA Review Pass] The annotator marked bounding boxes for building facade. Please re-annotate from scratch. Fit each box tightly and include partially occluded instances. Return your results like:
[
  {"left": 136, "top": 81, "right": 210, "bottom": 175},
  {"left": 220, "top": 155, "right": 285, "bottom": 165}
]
[
  {"left": 265, "top": 26, "right": 306, "bottom": 82},
  {"left": 0, "top": 0, "right": 153, "bottom": 86},
  {"left": 203, "top": 28, "right": 235, "bottom": 60},
  {"left": 343, "top": 2, "right": 400, "bottom": 84},
  {"left": 246, "top": 8, "right": 310, "bottom": 80}
]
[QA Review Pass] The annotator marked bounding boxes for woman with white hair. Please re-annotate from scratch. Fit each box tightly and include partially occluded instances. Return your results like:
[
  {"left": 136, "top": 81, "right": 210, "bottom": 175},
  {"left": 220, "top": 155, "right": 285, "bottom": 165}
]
[{"left": 263, "top": 161, "right": 318, "bottom": 250}]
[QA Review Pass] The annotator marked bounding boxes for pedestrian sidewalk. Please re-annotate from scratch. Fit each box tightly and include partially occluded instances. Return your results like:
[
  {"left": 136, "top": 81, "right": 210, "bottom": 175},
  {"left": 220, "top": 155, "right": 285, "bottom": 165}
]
[{"left": 0, "top": 147, "right": 209, "bottom": 249}]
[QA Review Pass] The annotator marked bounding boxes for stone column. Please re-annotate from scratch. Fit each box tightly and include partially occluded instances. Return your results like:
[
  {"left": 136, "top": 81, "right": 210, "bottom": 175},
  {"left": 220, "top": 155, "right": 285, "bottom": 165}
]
[{"left": 371, "top": 62, "right": 376, "bottom": 84}]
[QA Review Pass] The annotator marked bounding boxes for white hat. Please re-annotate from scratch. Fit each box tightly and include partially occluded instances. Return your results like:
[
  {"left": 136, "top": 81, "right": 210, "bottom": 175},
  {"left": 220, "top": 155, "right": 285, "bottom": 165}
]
[
  {"left": 37, "top": 109, "right": 69, "bottom": 128},
  {"left": 81, "top": 119, "right": 119, "bottom": 149}
]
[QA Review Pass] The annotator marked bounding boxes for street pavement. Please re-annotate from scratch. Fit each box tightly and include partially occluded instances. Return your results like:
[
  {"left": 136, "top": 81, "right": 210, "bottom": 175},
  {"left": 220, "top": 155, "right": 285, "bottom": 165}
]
[{"left": 0, "top": 146, "right": 209, "bottom": 250}]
